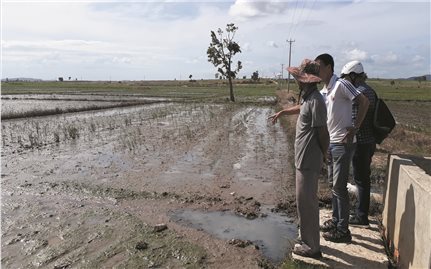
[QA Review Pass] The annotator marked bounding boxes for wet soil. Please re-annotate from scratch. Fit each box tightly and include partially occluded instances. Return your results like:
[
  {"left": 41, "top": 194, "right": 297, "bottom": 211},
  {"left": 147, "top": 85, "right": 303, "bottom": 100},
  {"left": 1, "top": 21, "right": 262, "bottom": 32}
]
[{"left": 2, "top": 100, "right": 298, "bottom": 268}]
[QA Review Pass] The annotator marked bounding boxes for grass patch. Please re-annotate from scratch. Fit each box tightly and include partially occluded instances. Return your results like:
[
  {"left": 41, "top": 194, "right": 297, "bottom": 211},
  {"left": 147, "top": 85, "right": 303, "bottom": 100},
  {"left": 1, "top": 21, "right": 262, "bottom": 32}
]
[
  {"left": 367, "top": 79, "right": 431, "bottom": 101},
  {"left": 2, "top": 79, "right": 428, "bottom": 100},
  {"left": 1, "top": 79, "right": 280, "bottom": 100}
]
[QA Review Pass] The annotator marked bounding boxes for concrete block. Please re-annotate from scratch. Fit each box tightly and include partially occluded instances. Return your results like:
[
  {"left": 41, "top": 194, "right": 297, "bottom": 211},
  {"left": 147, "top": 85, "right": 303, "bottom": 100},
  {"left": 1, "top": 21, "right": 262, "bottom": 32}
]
[{"left": 382, "top": 154, "right": 431, "bottom": 269}]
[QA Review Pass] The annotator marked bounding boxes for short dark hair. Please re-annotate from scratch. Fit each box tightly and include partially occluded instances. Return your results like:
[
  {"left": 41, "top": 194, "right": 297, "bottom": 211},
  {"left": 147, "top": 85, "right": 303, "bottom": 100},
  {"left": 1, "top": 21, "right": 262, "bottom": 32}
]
[{"left": 315, "top": 53, "right": 334, "bottom": 72}]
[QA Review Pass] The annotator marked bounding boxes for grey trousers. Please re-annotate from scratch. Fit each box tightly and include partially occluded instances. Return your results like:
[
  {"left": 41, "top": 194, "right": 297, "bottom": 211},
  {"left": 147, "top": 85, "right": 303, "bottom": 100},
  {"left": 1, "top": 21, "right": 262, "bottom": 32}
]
[{"left": 296, "top": 169, "right": 320, "bottom": 252}]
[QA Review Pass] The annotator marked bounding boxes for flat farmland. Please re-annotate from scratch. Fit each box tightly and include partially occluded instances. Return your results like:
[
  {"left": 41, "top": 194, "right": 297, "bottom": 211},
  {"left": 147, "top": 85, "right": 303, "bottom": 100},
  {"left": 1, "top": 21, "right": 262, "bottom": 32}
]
[
  {"left": 1, "top": 79, "right": 429, "bottom": 268},
  {"left": 1, "top": 81, "right": 298, "bottom": 268}
]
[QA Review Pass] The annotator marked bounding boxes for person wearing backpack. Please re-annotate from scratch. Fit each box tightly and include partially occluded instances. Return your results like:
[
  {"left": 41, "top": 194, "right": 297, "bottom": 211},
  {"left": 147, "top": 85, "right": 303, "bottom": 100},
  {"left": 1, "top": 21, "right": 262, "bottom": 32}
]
[{"left": 340, "top": 60, "right": 377, "bottom": 227}]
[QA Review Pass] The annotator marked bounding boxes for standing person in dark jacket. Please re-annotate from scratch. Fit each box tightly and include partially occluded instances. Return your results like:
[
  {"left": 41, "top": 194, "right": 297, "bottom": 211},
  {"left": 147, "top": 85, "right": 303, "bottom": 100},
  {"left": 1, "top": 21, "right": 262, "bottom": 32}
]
[{"left": 340, "top": 60, "right": 377, "bottom": 227}]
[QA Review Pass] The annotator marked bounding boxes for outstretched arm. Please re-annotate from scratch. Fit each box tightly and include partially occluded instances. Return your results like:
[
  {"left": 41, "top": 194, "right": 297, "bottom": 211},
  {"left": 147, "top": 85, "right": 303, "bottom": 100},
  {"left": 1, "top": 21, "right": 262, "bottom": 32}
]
[{"left": 268, "top": 104, "right": 301, "bottom": 124}]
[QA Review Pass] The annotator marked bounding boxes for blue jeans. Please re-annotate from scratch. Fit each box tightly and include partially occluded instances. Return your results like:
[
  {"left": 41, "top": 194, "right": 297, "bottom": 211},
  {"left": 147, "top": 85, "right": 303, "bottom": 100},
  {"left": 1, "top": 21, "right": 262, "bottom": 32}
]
[
  {"left": 352, "top": 143, "right": 376, "bottom": 221},
  {"left": 327, "top": 143, "right": 356, "bottom": 232}
]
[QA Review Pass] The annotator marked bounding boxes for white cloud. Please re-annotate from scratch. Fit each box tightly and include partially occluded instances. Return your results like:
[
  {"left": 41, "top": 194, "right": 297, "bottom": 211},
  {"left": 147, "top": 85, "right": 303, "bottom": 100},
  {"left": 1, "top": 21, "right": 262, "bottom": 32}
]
[
  {"left": 343, "top": 48, "right": 368, "bottom": 61},
  {"left": 412, "top": 55, "right": 425, "bottom": 63},
  {"left": 267, "top": 41, "right": 279, "bottom": 48},
  {"left": 3, "top": 40, "right": 112, "bottom": 53},
  {"left": 383, "top": 51, "right": 398, "bottom": 63},
  {"left": 112, "top": 57, "right": 132, "bottom": 64},
  {"left": 2, "top": 1, "right": 430, "bottom": 80},
  {"left": 371, "top": 51, "right": 399, "bottom": 64},
  {"left": 185, "top": 55, "right": 205, "bottom": 64},
  {"left": 241, "top": 42, "right": 251, "bottom": 52},
  {"left": 229, "top": 0, "right": 289, "bottom": 19}
]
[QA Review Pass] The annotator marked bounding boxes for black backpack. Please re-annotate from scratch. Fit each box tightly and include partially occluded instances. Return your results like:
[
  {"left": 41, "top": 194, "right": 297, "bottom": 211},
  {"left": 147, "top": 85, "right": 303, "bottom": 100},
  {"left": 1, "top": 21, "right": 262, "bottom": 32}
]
[{"left": 373, "top": 94, "right": 396, "bottom": 144}]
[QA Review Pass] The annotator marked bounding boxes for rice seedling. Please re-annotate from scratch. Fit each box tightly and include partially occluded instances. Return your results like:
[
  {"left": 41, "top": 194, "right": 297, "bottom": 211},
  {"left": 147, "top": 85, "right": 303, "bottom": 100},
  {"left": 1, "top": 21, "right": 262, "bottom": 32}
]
[
  {"left": 53, "top": 132, "right": 60, "bottom": 143},
  {"left": 184, "top": 125, "right": 193, "bottom": 140},
  {"left": 65, "top": 125, "right": 79, "bottom": 140},
  {"left": 90, "top": 122, "right": 97, "bottom": 133},
  {"left": 28, "top": 133, "right": 41, "bottom": 148}
]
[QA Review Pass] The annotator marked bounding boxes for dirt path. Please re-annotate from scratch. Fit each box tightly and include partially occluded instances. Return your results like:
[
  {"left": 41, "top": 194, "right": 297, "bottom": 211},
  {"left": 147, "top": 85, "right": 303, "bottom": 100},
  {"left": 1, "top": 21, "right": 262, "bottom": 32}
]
[{"left": 2, "top": 102, "right": 298, "bottom": 268}]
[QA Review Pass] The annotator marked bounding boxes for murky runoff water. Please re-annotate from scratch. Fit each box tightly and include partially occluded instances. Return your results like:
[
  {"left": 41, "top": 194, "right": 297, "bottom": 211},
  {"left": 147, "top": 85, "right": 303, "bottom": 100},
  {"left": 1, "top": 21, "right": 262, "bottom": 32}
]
[{"left": 170, "top": 207, "right": 297, "bottom": 263}]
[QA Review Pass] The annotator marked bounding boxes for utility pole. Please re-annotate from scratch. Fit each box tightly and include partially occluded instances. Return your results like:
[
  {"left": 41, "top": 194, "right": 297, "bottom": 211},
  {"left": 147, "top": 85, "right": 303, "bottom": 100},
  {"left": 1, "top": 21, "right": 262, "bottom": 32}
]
[{"left": 286, "top": 39, "right": 295, "bottom": 92}]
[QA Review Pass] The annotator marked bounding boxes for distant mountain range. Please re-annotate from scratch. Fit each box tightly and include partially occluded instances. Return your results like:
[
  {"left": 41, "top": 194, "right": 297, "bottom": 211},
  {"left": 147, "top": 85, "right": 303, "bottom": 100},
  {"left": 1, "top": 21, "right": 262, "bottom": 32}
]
[{"left": 404, "top": 74, "right": 431, "bottom": 81}]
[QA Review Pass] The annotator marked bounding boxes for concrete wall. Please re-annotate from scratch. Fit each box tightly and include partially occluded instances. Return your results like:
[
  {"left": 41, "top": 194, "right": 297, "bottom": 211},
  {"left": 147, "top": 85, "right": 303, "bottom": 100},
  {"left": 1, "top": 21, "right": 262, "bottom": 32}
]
[{"left": 382, "top": 154, "right": 431, "bottom": 269}]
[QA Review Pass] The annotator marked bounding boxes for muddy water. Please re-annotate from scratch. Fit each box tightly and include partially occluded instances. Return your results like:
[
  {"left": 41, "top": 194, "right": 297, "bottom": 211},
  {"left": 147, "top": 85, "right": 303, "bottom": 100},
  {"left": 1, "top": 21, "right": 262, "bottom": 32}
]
[
  {"left": 1, "top": 95, "right": 171, "bottom": 118},
  {"left": 1, "top": 100, "right": 296, "bottom": 268},
  {"left": 170, "top": 207, "right": 297, "bottom": 263},
  {"left": 1, "top": 93, "right": 170, "bottom": 102},
  {"left": 1, "top": 98, "right": 117, "bottom": 112}
]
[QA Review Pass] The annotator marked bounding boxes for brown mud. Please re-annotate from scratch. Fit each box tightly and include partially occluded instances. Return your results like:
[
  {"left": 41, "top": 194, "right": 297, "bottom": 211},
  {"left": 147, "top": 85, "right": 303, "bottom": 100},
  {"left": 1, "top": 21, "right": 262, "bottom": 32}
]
[{"left": 2, "top": 100, "right": 300, "bottom": 268}]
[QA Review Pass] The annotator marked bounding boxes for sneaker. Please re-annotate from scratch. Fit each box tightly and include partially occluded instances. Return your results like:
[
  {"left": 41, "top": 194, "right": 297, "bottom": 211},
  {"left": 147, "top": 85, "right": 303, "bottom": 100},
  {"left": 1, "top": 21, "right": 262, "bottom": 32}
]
[
  {"left": 292, "top": 243, "right": 322, "bottom": 259},
  {"left": 320, "top": 219, "right": 336, "bottom": 232},
  {"left": 322, "top": 229, "right": 352, "bottom": 243},
  {"left": 349, "top": 215, "right": 369, "bottom": 227}
]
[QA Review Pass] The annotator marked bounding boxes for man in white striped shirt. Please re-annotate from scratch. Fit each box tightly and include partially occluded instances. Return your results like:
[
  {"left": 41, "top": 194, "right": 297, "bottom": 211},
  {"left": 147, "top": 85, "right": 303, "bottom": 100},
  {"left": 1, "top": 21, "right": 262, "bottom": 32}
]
[{"left": 315, "top": 53, "right": 369, "bottom": 243}]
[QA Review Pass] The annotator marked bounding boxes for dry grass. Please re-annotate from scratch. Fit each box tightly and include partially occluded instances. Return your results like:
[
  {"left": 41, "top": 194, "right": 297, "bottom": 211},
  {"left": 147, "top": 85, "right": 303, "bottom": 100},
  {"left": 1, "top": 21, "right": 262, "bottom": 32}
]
[{"left": 379, "top": 126, "right": 431, "bottom": 156}]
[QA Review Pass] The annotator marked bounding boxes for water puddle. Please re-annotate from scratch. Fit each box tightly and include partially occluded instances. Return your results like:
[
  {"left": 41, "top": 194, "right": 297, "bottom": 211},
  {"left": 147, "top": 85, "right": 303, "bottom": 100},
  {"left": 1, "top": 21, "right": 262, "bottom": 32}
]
[{"left": 170, "top": 207, "right": 297, "bottom": 263}]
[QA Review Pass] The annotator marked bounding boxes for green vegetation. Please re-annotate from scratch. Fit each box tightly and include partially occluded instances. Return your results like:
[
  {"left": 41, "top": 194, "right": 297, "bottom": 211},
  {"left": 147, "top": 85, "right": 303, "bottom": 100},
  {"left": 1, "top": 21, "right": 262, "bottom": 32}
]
[
  {"left": 367, "top": 79, "right": 431, "bottom": 101},
  {"left": 2, "top": 78, "right": 428, "bottom": 100},
  {"left": 284, "top": 79, "right": 431, "bottom": 102},
  {"left": 1, "top": 80, "right": 279, "bottom": 100}
]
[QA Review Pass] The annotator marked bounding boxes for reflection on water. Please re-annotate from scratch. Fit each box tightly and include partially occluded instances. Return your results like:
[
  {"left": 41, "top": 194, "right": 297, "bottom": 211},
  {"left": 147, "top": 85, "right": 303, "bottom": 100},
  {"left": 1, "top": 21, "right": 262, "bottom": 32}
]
[
  {"left": 170, "top": 207, "right": 297, "bottom": 263},
  {"left": 1, "top": 99, "right": 121, "bottom": 116},
  {"left": 1, "top": 94, "right": 171, "bottom": 117}
]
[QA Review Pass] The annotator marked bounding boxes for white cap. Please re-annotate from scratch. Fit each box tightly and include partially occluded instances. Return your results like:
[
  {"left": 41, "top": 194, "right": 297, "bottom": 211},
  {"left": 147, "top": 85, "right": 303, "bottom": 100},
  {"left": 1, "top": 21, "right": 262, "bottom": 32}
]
[{"left": 341, "top": 60, "right": 364, "bottom": 76}]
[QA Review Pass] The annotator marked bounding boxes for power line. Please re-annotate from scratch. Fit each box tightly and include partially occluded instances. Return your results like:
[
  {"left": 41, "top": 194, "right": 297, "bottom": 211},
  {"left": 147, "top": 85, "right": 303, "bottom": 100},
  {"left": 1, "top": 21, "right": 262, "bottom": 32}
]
[
  {"left": 305, "top": 0, "right": 317, "bottom": 24},
  {"left": 288, "top": 0, "right": 300, "bottom": 40},
  {"left": 289, "top": 0, "right": 307, "bottom": 40},
  {"left": 291, "top": 0, "right": 316, "bottom": 39}
]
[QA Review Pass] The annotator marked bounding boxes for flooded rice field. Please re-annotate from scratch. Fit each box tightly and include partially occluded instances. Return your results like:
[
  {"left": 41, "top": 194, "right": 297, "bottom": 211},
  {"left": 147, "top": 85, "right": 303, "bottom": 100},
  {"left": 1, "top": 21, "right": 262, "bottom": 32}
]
[
  {"left": 1, "top": 95, "right": 171, "bottom": 119},
  {"left": 1, "top": 96, "right": 297, "bottom": 268},
  {"left": 1, "top": 99, "right": 122, "bottom": 117}
]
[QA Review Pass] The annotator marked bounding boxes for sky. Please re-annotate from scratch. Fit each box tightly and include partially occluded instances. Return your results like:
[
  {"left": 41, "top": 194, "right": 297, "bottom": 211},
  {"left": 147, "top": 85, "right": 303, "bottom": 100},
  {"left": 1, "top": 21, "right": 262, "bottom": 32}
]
[{"left": 1, "top": 0, "right": 430, "bottom": 81}]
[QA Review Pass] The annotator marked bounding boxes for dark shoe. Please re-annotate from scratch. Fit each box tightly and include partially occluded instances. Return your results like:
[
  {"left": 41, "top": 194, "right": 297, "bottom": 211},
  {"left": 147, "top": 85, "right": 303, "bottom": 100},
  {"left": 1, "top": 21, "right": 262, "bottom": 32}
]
[
  {"left": 292, "top": 243, "right": 322, "bottom": 259},
  {"left": 349, "top": 215, "right": 369, "bottom": 227},
  {"left": 323, "top": 229, "right": 352, "bottom": 243},
  {"left": 320, "top": 219, "right": 336, "bottom": 232}
]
